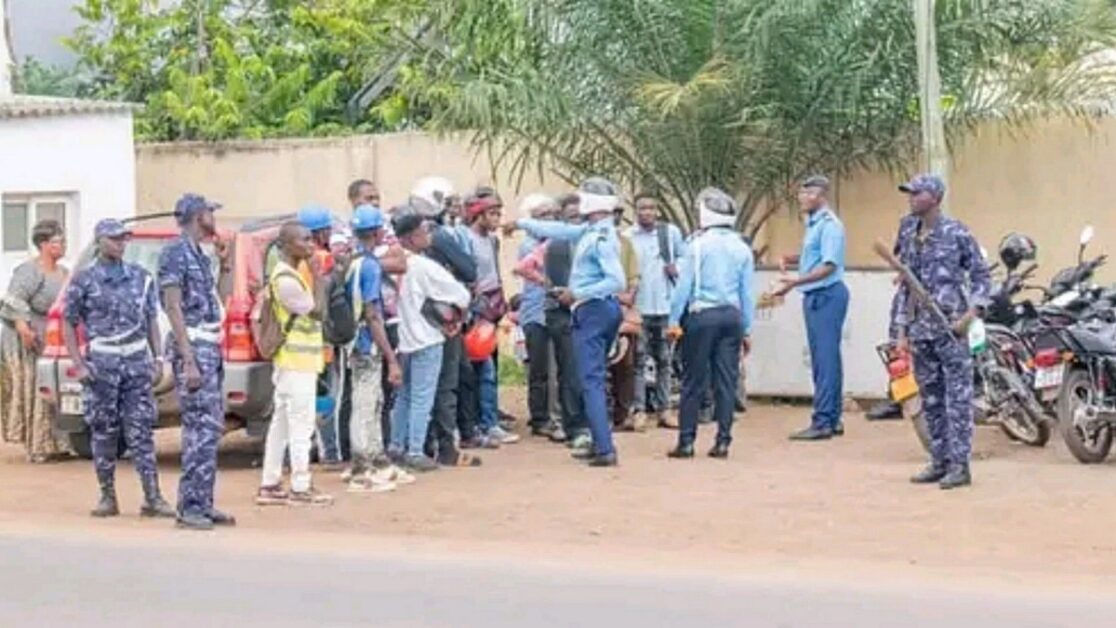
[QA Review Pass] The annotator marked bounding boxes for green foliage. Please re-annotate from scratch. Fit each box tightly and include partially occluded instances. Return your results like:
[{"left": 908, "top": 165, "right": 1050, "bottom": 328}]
[
  {"left": 14, "top": 57, "right": 88, "bottom": 97},
  {"left": 399, "top": 0, "right": 1116, "bottom": 234},
  {"left": 67, "top": 0, "right": 416, "bottom": 140}
]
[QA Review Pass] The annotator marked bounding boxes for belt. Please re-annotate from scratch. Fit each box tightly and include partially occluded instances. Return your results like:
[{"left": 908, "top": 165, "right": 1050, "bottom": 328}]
[
  {"left": 572, "top": 296, "right": 615, "bottom": 314},
  {"left": 88, "top": 337, "right": 149, "bottom": 357},
  {"left": 688, "top": 301, "right": 729, "bottom": 314},
  {"left": 187, "top": 322, "right": 222, "bottom": 344}
]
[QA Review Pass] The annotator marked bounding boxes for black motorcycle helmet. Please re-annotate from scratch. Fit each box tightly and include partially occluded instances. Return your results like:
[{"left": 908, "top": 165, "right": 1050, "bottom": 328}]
[{"left": 997, "top": 233, "right": 1037, "bottom": 271}]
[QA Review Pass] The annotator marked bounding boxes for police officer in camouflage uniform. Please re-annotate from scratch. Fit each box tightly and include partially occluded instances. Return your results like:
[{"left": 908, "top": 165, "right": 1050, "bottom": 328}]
[
  {"left": 63, "top": 219, "right": 175, "bottom": 519},
  {"left": 159, "top": 194, "right": 235, "bottom": 530},
  {"left": 892, "top": 174, "right": 990, "bottom": 490}
]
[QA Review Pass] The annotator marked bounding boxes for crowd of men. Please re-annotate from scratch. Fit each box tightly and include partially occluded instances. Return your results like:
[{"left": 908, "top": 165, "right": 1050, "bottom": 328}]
[{"left": 59, "top": 169, "right": 985, "bottom": 529}]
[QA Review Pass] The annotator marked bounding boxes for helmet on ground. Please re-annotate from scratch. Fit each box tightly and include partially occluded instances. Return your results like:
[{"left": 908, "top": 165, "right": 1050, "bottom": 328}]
[
  {"left": 997, "top": 233, "right": 1037, "bottom": 271},
  {"left": 464, "top": 320, "right": 499, "bottom": 362},
  {"left": 410, "top": 176, "right": 455, "bottom": 218},
  {"left": 297, "top": 205, "right": 333, "bottom": 232},
  {"left": 351, "top": 204, "right": 385, "bottom": 232},
  {"left": 577, "top": 177, "right": 622, "bottom": 216}
]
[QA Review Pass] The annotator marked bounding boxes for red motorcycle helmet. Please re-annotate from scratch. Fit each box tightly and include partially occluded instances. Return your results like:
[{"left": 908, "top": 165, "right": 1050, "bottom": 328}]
[{"left": 464, "top": 320, "right": 498, "bottom": 362}]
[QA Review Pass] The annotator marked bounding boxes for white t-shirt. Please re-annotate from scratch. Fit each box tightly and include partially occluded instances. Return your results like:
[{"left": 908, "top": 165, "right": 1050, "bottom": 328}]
[{"left": 396, "top": 253, "right": 472, "bottom": 354}]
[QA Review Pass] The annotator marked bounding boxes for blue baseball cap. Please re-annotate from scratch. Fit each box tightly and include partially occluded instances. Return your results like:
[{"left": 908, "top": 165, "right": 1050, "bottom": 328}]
[
  {"left": 351, "top": 204, "right": 385, "bottom": 231},
  {"left": 899, "top": 173, "right": 945, "bottom": 199},
  {"left": 94, "top": 219, "right": 131, "bottom": 240},
  {"left": 174, "top": 193, "right": 221, "bottom": 224}
]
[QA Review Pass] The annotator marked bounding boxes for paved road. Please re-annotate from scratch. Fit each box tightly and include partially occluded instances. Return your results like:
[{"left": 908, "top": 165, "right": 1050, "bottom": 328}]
[{"left": 3, "top": 535, "right": 1115, "bottom": 627}]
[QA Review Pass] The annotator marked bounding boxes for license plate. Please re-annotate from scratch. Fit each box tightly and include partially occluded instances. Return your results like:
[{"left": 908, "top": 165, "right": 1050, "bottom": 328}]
[
  {"left": 1034, "top": 365, "right": 1064, "bottom": 390},
  {"left": 890, "top": 373, "right": 920, "bottom": 402},
  {"left": 60, "top": 394, "right": 84, "bottom": 415}
]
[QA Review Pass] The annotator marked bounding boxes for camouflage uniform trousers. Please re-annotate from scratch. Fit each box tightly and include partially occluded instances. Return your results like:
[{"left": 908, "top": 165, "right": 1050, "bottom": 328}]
[
  {"left": 173, "top": 351, "right": 224, "bottom": 518},
  {"left": 348, "top": 351, "right": 384, "bottom": 475},
  {"left": 83, "top": 353, "right": 158, "bottom": 491},
  {"left": 912, "top": 335, "right": 974, "bottom": 468}
]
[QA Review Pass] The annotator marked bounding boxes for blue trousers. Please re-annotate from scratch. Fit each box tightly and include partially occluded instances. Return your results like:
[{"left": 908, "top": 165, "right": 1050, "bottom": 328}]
[
  {"left": 678, "top": 306, "right": 743, "bottom": 447},
  {"left": 390, "top": 343, "right": 444, "bottom": 456},
  {"left": 803, "top": 282, "right": 849, "bottom": 431},
  {"left": 913, "top": 336, "right": 974, "bottom": 467},
  {"left": 572, "top": 298, "right": 622, "bottom": 456},
  {"left": 84, "top": 353, "right": 158, "bottom": 490},
  {"left": 174, "top": 349, "right": 224, "bottom": 518}
]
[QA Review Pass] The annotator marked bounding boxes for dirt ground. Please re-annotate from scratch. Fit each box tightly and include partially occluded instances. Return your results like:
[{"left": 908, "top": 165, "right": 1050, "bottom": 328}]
[{"left": 4, "top": 389, "right": 1116, "bottom": 590}]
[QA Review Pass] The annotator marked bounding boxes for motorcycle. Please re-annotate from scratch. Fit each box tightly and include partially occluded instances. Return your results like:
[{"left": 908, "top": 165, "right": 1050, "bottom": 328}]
[{"left": 1031, "top": 226, "right": 1116, "bottom": 463}]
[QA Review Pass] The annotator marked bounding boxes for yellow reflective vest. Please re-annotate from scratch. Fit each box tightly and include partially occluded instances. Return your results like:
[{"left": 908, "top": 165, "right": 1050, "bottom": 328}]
[{"left": 270, "top": 261, "right": 324, "bottom": 373}]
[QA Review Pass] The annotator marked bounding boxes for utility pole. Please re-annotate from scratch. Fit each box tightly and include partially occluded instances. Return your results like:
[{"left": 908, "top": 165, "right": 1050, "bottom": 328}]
[
  {"left": 1, "top": 0, "right": 14, "bottom": 97},
  {"left": 912, "top": 0, "right": 949, "bottom": 189}
]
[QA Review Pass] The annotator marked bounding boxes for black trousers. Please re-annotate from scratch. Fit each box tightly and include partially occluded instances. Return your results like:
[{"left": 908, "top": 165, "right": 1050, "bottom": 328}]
[
  {"left": 678, "top": 306, "right": 743, "bottom": 447},
  {"left": 545, "top": 308, "right": 586, "bottom": 435},
  {"left": 524, "top": 322, "right": 550, "bottom": 428},
  {"left": 457, "top": 349, "right": 481, "bottom": 441},
  {"left": 427, "top": 333, "right": 464, "bottom": 460},
  {"left": 380, "top": 323, "right": 399, "bottom": 450}
]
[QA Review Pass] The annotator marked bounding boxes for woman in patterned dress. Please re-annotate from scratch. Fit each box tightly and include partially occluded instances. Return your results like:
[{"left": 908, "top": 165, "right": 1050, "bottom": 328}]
[{"left": 0, "top": 220, "right": 69, "bottom": 462}]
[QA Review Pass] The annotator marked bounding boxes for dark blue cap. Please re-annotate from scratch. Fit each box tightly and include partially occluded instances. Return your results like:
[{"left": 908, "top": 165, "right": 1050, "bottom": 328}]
[
  {"left": 899, "top": 173, "right": 946, "bottom": 198},
  {"left": 174, "top": 193, "right": 221, "bottom": 224},
  {"left": 94, "top": 219, "right": 131, "bottom": 239}
]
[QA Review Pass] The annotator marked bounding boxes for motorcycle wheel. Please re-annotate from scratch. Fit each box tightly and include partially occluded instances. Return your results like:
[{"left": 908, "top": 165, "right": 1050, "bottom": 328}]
[
  {"left": 1058, "top": 368, "right": 1113, "bottom": 464},
  {"left": 901, "top": 395, "right": 932, "bottom": 454},
  {"left": 992, "top": 365, "right": 1052, "bottom": 447}
]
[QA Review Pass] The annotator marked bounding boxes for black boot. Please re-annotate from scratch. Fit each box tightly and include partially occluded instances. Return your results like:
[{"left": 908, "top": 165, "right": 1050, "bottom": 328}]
[
  {"left": 866, "top": 400, "right": 903, "bottom": 421},
  {"left": 939, "top": 464, "right": 972, "bottom": 490},
  {"left": 140, "top": 475, "right": 175, "bottom": 519},
  {"left": 910, "top": 464, "right": 947, "bottom": 484},
  {"left": 91, "top": 479, "right": 119, "bottom": 518}
]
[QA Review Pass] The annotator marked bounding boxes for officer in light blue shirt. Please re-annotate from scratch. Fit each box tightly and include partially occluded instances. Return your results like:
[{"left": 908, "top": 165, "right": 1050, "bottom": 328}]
[
  {"left": 774, "top": 175, "right": 850, "bottom": 441},
  {"left": 508, "top": 177, "right": 627, "bottom": 467},
  {"left": 666, "top": 188, "right": 754, "bottom": 460}
]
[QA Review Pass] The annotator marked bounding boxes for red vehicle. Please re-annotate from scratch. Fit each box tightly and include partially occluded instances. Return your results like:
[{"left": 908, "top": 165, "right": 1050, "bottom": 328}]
[{"left": 37, "top": 214, "right": 316, "bottom": 457}]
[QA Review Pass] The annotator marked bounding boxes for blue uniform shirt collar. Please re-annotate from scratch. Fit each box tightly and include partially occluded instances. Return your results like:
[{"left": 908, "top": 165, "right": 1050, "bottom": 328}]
[{"left": 806, "top": 206, "right": 833, "bottom": 227}]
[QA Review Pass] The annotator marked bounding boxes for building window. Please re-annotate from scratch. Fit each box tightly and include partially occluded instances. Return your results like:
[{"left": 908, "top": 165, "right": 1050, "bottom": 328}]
[{"left": 1, "top": 194, "right": 75, "bottom": 253}]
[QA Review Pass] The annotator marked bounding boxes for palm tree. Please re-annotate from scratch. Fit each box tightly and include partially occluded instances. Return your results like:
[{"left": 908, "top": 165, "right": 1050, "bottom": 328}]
[{"left": 397, "top": 0, "right": 1116, "bottom": 238}]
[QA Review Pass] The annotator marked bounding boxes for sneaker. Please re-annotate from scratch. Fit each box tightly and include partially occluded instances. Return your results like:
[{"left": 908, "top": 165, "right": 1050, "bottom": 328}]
[
  {"left": 403, "top": 454, "right": 439, "bottom": 473},
  {"left": 489, "top": 426, "right": 521, "bottom": 445},
  {"left": 382, "top": 465, "right": 417, "bottom": 485},
  {"left": 255, "top": 485, "right": 289, "bottom": 506},
  {"left": 462, "top": 435, "right": 501, "bottom": 450},
  {"left": 630, "top": 412, "right": 648, "bottom": 433},
  {"left": 340, "top": 467, "right": 356, "bottom": 483},
  {"left": 347, "top": 475, "right": 396, "bottom": 494},
  {"left": 288, "top": 488, "right": 334, "bottom": 506},
  {"left": 568, "top": 432, "right": 592, "bottom": 451},
  {"left": 549, "top": 425, "right": 568, "bottom": 443}
]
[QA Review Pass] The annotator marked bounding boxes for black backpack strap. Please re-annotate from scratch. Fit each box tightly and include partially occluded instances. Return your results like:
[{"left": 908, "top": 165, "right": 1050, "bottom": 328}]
[{"left": 657, "top": 223, "right": 672, "bottom": 264}]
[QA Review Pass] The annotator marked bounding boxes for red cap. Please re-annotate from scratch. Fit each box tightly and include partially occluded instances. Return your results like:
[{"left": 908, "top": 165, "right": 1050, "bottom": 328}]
[{"left": 466, "top": 196, "right": 502, "bottom": 219}]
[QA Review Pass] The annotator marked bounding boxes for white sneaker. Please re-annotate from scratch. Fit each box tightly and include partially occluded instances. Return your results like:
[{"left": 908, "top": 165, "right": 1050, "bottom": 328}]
[
  {"left": 340, "top": 467, "right": 355, "bottom": 482},
  {"left": 347, "top": 475, "right": 396, "bottom": 494},
  {"left": 383, "top": 465, "right": 417, "bottom": 485},
  {"left": 489, "top": 426, "right": 521, "bottom": 445}
]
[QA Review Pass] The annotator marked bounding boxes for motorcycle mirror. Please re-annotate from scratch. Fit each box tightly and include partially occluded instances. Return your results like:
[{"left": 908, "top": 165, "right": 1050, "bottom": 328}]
[{"left": 1080, "top": 225, "right": 1095, "bottom": 246}]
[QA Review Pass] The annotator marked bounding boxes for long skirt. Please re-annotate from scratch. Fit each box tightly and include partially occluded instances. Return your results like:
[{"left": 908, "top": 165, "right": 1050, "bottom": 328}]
[{"left": 0, "top": 331, "right": 64, "bottom": 459}]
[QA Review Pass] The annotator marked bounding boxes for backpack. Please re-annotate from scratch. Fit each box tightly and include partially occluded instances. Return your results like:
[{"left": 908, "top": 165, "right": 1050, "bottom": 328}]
[
  {"left": 251, "top": 275, "right": 296, "bottom": 360},
  {"left": 322, "top": 264, "right": 358, "bottom": 346}
]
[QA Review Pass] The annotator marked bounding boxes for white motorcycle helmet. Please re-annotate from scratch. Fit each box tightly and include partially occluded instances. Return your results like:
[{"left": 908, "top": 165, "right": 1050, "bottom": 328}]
[{"left": 410, "top": 176, "right": 456, "bottom": 218}]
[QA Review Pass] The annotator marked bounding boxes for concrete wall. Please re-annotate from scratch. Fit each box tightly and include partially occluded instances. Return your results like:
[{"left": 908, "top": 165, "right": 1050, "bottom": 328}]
[
  {"left": 0, "top": 111, "right": 136, "bottom": 291},
  {"left": 761, "top": 117, "right": 1116, "bottom": 287}
]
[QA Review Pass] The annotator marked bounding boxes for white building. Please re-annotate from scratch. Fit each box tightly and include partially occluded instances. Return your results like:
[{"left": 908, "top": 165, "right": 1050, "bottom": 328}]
[{"left": 0, "top": 95, "right": 137, "bottom": 292}]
